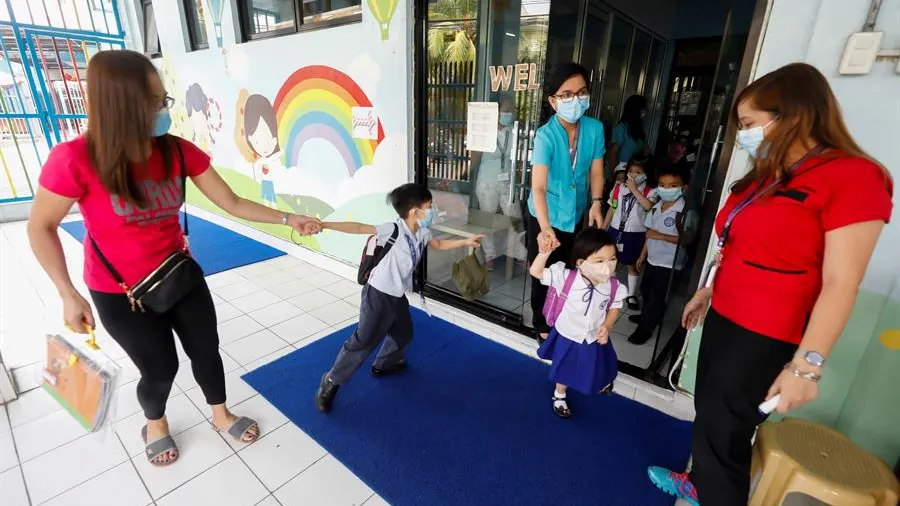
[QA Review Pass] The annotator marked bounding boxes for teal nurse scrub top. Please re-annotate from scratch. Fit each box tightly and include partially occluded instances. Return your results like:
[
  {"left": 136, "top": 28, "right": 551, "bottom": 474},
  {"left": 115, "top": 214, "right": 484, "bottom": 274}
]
[
  {"left": 611, "top": 122, "right": 644, "bottom": 165},
  {"left": 527, "top": 115, "right": 606, "bottom": 233}
]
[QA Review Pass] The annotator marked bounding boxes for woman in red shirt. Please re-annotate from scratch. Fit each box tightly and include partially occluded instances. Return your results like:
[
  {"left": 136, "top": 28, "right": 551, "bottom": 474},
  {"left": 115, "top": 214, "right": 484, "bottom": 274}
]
[
  {"left": 647, "top": 63, "right": 893, "bottom": 505},
  {"left": 27, "top": 50, "right": 321, "bottom": 467}
]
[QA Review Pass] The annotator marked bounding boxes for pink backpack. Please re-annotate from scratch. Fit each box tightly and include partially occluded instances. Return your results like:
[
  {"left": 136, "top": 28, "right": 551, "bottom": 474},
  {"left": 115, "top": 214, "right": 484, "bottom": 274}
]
[{"left": 543, "top": 270, "right": 620, "bottom": 326}]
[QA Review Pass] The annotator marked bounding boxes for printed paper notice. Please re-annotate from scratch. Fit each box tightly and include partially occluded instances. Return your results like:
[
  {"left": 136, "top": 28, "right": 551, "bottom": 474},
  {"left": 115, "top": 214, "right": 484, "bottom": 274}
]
[
  {"left": 351, "top": 107, "right": 379, "bottom": 140},
  {"left": 466, "top": 102, "right": 499, "bottom": 153}
]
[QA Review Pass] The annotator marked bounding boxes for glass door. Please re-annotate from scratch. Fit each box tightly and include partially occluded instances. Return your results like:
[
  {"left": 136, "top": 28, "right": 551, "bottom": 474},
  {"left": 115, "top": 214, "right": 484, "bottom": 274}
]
[
  {"left": 423, "top": 0, "right": 551, "bottom": 324},
  {"left": 641, "top": 8, "right": 749, "bottom": 381}
]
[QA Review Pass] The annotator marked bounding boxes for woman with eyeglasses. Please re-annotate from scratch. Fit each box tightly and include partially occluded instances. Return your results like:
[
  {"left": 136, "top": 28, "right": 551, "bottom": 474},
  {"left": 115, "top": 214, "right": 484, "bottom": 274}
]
[
  {"left": 27, "top": 50, "right": 321, "bottom": 467},
  {"left": 527, "top": 62, "right": 606, "bottom": 343}
]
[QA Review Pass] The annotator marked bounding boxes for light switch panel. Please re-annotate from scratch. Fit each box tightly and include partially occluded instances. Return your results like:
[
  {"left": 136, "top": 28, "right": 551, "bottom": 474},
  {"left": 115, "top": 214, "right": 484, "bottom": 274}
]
[{"left": 839, "top": 32, "right": 883, "bottom": 75}]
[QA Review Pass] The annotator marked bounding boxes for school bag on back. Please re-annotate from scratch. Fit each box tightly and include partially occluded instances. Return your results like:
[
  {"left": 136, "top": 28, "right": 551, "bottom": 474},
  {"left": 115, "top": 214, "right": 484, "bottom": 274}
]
[
  {"left": 543, "top": 270, "right": 620, "bottom": 326},
  {"left": 357, "top": 224, "right": 399, "bottom": 285}
]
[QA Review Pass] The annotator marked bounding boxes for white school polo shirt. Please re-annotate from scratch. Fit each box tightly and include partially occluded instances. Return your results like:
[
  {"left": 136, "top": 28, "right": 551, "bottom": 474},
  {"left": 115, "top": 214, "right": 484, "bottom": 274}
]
[
  {"left": 367, "top": 219, "right": 433, "bottom": 298},
  {"left": 608, "top": 182, "right": 657, "bottom": 233},
  {"left": 643, "top": 198, "right": 687, "bottom": 270},
  {"left": 541, "top": 262, "right": 626, "bottom": 344}
]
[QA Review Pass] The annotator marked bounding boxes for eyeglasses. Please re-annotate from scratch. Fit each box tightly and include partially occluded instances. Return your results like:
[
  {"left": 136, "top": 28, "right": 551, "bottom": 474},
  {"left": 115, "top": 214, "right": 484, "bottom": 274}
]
[
  {"left": 553, "top": 90, "right": 590, "bottom": 103},
  {"left": 158, "top": 94, "right": 175, "bottom": 110}
]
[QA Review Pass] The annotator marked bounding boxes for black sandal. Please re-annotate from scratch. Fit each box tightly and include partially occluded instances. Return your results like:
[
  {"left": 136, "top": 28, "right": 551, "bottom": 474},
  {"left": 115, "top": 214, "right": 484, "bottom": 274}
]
[
  {"left": 599, "top": 382, "right": 614, "bottom": 395},
  {"left": 552, "top": 394, "right": 571, "bottom": 419}
]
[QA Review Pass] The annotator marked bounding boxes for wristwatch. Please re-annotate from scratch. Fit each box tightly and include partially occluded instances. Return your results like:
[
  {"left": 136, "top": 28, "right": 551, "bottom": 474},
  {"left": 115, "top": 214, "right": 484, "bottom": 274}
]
[
  {"left": 281, "top": 212, "right": 290, "bottom": 226},
  {"left": 797, "top": 350, "right": 826, "bottom": 368}
]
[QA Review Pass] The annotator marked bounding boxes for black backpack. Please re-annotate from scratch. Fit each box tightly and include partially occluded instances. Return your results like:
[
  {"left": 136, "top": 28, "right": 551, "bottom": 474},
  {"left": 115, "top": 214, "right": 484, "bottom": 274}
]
[{"left": 357, "top": 224, "right": 399, "bottom": 285}]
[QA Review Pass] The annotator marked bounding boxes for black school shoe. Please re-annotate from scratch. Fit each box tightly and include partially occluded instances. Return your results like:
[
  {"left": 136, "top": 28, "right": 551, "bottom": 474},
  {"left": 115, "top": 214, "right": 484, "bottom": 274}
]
[
  {"left": 627, "top": 329, "right": 652, "bottom": 345},
  {"left": 626, "top": 296, "right": 640, "bottom": 312},
  {"left": 371, "top": 361, "right": 408, "bottom": 377},
  {"left": 315, "top": 373, "right": 339, "bottom": 413}
]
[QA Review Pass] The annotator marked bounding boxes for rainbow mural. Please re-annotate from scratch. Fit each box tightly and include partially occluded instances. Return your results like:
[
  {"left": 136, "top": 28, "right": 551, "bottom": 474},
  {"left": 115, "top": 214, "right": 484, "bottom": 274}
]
[{"left": 273, "top": 66, "right": 385, "bottom": 176}]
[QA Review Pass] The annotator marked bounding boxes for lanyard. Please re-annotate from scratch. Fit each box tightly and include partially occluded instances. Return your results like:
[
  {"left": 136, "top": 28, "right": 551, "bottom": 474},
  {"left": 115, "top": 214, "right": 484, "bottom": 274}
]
[
  {"left": 718, "top": 144, "right": 824, "bottom": 250},
  {"left": 404, "top": 233, "right": 420, "bottom": 266},
  {"left": 569, "top": 127, "right": 579, "bottom": 179},
  {"left": 617, "top": 189, "right": 639, "bottom": 235}
]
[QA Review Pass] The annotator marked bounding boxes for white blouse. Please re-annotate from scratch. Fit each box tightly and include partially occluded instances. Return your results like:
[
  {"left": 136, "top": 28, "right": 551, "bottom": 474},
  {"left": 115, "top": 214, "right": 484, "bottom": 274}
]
[{"left": 541, "top": 262, "right": 626, "bottom": 344}]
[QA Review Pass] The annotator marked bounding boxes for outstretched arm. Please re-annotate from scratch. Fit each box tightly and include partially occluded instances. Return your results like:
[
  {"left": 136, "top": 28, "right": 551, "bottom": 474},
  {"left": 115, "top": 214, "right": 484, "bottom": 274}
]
[
  {"left": 321, "top": 222, "right": 377, "bottom": 235},
  {"left": 428, "top": 235, "right": 484, "bottom": 251}
]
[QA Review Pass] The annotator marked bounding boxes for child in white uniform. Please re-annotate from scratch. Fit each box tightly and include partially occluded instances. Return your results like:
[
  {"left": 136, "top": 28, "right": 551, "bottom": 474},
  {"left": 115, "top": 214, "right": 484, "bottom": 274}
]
[
  {"left": 603, "top": 156, "right": 656, "bottom": 311},
  {"left": 530, "top": 228, "right": 626, "bottom": 418}
]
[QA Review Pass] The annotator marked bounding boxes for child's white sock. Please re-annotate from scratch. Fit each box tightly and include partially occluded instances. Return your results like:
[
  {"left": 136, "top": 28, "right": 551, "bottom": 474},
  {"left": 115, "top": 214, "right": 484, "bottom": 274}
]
[
  {"left": 628, "top": 274, "right": 640, "bottom": 298},
  {"left": 553, "top": 390, "right": 567, "bottom": 409}
]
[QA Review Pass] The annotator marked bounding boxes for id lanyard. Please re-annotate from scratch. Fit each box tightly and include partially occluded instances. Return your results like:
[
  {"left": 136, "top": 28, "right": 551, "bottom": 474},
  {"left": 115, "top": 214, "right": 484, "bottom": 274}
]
[
  {"left": 404, "top": 233, "right": 432, "bottom": 316},
  {"left": 703, "top": 144, "right": 824, "bottom": 288},
  {"left": 569, "top": 127, "right": 579, "bottom": 189},
  {"left": 617, "top": 190, "right": 638, "bottom": 238}
]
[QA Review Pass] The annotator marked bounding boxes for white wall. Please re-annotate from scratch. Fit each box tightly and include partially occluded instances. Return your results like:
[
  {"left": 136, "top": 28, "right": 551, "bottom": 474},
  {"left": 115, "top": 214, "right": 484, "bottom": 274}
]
[{"left": 137, "top": 0, "right": 413, "bottom": 265}]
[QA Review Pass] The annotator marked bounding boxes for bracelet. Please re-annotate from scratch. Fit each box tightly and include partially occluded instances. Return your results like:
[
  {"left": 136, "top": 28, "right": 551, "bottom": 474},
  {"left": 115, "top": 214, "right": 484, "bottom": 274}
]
[{"left": 784, "top": 362, "right": 821, "bottom": 383}]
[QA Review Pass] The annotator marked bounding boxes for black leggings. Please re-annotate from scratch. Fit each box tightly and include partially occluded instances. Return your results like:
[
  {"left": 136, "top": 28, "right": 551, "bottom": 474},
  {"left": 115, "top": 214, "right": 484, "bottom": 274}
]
[
  {"left": 91, "top": 280, "right": 226, "bottom": 420},
  {"left": 689, "top": 308, "right": 796, "bottom": 504},
  {"left": 526, "top": 212, "right": 582, "bottom": 334}
]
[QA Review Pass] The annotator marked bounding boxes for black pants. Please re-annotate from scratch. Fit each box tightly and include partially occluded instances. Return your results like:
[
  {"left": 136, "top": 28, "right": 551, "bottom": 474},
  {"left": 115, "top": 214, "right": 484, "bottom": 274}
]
[
  {"left": 526, "top": 212, "right": 581, "bottom": 334},
  {"left": 635, "top": 263, "right": 672, "bottom": 337},
  {"left": 690, "top": 309, "right": 797, "bottom": 505},
  {"left": 327, "top": 284, "right": 413, "bottom": 385},
  {"left": 91, "top": 280, "right": 226, "bottom": 420}
]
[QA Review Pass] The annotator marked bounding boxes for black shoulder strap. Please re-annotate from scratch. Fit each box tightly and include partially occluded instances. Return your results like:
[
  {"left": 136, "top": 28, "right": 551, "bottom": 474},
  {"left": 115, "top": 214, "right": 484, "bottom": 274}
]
[
  {"left": 173, "top": 136, "right": 188, "bottom": 236},
  {"left": 89, "top": 137, "right": 187, "bottom": 288},
  {"left": 383, "top": 224, "right": 399, "bottom": 251}
]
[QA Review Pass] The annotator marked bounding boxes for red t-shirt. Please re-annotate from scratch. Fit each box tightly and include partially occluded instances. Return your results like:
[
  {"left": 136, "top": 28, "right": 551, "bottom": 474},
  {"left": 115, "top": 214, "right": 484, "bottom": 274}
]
[
  {"left": 39, "top": 136, "right": 211, "bottom": 293},
  {"left": 712, "top": 154, "right": 893, "bottom": 344}
]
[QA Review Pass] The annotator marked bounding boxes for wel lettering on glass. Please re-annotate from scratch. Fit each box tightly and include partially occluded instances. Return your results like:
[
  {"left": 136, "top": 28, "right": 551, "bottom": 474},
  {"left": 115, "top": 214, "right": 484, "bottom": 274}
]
[
  {"left": 351, "top": 107, "right": 379, "bottom": 140},
  {"left": 489, "top": 63, "right": 542, "bottom": 93}
]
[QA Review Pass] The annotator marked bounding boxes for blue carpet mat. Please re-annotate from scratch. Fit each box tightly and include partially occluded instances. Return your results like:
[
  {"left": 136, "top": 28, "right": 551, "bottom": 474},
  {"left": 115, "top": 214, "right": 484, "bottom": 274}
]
[
  {"left": 243, "top": 309, "right": 692, "bottom": 506},
  {"left": 60, "top": 213, "right": 285, "bottom": 276}
]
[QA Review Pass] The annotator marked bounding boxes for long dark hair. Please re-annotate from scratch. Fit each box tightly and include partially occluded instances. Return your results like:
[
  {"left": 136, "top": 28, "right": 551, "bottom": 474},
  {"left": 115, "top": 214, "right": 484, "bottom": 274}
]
[
  {"left": 730, "top": 62, "right": 889, "bottom": 193},
  {"left": 619, "top": 94, "right": 646, "bottom": 143},
  {"left": 85, "top": 49, "right": 172, "bottom": 208},
  {"left": 540, "top": 62, "right": 590, "bottom": 125},
  {"left": 243, "top": 94, "right": 280, "bottom": 157}
]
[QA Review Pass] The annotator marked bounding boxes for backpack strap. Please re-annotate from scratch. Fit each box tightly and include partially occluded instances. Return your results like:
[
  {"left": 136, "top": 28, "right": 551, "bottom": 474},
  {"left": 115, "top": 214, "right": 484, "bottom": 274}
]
[
  {"left": 612, "top": 183, "right": 621, "bottom": 202},
  {"left": 382, "top": 224, "right": 399, "bottom": 252},
  {"left": 606, "top": 277, "right": 619, "bottom": 311},
  {"left": 173, "top": 137, "right": 188, "bottom": 236},
  {"left": 560, "top": 269, "right": 578, "bottom": 298},
  {"left": 642, "top": 185, "right": 653, "bottom": 198}
]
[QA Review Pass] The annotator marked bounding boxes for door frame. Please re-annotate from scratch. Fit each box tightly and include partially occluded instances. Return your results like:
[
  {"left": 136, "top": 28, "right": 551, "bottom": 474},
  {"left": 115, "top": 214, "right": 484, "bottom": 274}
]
[{"left": 412, "top": 0, "right": 772, "bottom": 388}]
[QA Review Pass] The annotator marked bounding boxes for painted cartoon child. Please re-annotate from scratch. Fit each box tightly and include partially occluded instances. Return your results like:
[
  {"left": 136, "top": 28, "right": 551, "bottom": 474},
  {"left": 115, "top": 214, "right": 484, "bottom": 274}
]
[
  {"left": 243, "top": 94, "right": 282, "bottom": 209},
  {"left": 186, "top": 83, "right": 214, "bottom": 153}
]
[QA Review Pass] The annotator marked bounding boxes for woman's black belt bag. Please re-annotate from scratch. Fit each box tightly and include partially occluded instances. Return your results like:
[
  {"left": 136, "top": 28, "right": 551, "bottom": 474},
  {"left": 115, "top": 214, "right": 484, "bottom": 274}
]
[{"left": 89, "top": 139, "right": 204, "bottom": 313}]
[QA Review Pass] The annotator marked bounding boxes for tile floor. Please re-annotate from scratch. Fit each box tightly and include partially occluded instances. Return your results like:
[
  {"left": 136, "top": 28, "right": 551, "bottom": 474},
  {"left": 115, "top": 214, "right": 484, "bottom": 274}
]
[{"left": 0, "top": 213, "right": 693, "bottom": 506}]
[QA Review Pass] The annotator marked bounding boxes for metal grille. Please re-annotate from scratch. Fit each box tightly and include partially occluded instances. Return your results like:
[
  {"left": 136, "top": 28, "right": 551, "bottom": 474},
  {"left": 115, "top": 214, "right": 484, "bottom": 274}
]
[{"left": 0, "top": 0, "right": 125, "bottom": 203}]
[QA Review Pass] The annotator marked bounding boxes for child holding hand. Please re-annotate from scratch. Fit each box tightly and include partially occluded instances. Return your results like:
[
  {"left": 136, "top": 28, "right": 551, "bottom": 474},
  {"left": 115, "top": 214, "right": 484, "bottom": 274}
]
[{"left": 530, "top": 228, "right": 626, "bottom": 419}]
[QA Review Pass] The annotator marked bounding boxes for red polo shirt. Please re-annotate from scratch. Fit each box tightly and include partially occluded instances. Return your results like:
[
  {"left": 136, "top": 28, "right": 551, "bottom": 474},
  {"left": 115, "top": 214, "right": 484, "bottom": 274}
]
[{"left": 711, "top": 153, "right": 893, "bottom": 344}]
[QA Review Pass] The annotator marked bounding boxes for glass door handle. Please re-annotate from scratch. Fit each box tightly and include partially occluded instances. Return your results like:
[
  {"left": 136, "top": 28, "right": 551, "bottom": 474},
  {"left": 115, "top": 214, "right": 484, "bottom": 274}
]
[{"left": 702, "top": 125, "right": 725, "bottom": 199}]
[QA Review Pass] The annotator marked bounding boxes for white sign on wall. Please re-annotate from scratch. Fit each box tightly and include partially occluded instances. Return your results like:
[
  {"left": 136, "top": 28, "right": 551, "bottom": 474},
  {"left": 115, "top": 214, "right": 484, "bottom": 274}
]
[
  {"left": 351, "top": 107, "right": 379, "bottom": 140},
  {"left": 466, "top": 102, "right": 499, "bottom": 153}
]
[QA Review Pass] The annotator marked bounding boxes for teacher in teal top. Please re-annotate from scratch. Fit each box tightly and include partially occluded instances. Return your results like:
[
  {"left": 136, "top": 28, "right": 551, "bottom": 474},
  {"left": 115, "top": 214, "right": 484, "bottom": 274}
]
[{"left": 527, "top": 62, "right": 606, "bottom": 341}]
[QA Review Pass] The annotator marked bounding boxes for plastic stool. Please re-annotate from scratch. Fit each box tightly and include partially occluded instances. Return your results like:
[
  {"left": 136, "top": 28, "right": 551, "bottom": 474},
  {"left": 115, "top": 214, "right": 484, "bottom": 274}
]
[{"left": 750, "top": 418, "right": 899, "bottom": 506}]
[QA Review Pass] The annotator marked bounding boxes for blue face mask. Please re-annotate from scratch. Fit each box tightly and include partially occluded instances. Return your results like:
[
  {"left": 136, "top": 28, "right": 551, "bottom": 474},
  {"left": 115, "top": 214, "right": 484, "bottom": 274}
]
[
  {"left": 152, "top": 109, "right": 172, "bottom": 137},
  {"left": 556, "top": 96, "right": 589, "bottom": 124},
  {"left": 417, "top": 208, "right": 434, "bottom": 228},
  {"left": 499, "top": 112, "right": 514, "bottom": 126},
  {"left": 657, "top": 187, "right": 683, "bottom": 202},
  {"left": 736, "top": 119, "right": 774, "bottom": 158},
  {"left": 629, "top": 173, "right": 647, "bottom": 185}
]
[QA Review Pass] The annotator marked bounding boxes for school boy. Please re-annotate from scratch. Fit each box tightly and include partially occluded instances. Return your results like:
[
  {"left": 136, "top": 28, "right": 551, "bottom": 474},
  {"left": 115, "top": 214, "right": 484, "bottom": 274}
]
[
  {"left": 314, "top": 183, "right": 483, "bottom": 412},
  {"left": 628, "top": 166, "right": 695, "bottom": 345}
]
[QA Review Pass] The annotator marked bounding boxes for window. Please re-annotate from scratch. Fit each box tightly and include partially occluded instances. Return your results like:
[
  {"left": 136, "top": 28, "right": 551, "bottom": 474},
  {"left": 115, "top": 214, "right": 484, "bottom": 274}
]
[
  {"left": 184, "top": 0, "right": 210, "bottom": 50},
  {"left": 142, "top": 0, "right": 162, "bottom": 58},
  {"left": 239, "top": 0, "right": 362, "bottom": 40}
]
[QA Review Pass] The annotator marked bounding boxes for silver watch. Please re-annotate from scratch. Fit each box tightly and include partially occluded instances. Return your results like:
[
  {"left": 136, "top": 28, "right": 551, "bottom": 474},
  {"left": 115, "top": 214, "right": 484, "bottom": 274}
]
[
  {"left": 282, "top": 212, "right": 290, "bottom": 226},
  {"left": 798, "top": 350, "right": 826, "bottom": 368}
]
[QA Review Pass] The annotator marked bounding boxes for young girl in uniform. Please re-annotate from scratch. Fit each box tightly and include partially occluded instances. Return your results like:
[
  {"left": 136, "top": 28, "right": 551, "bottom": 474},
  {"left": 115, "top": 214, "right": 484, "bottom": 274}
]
[
  {"left": 530, "top": 228, "right": 626, "bottom": 418},
  {"left": 603, "top": 155, "right": 656, "bottom": 310}
]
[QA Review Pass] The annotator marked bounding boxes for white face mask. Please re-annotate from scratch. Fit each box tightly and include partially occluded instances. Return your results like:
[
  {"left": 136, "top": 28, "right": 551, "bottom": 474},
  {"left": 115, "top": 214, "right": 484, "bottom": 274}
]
[
  {"left": 578, "top": 260, "right": 616, "bottom": 285},
  {"left": 737, "top": 119, "right": 775, "bottom": 158}
]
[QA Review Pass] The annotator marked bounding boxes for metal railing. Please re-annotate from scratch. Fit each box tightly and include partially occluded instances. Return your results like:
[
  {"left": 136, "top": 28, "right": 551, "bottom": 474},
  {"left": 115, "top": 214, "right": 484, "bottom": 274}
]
[{"left": 0, "top": 0, "right": 125, "bottom": 203}]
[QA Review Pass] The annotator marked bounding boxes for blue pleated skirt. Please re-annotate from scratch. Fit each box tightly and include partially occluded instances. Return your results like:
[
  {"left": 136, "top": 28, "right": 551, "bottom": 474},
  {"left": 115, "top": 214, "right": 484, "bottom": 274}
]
[{"left": 537, "top": 328, "right": 618, "bottom": 395}]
